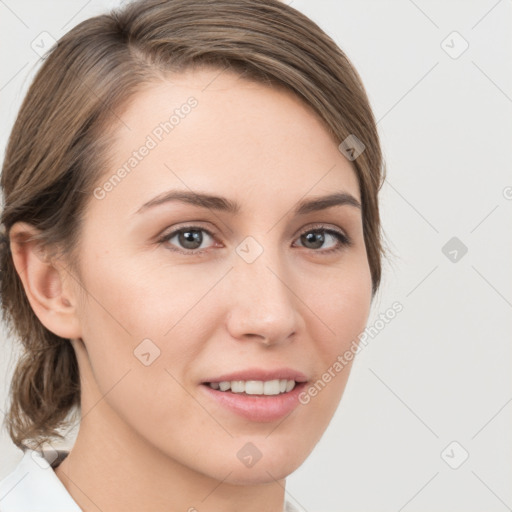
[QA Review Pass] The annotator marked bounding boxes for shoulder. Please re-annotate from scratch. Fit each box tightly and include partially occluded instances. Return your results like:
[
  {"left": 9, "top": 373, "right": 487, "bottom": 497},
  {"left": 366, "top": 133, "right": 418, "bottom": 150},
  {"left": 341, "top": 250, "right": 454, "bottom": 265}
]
[{"left": 0, "top": 448, "right": 81, "bottom": 512}]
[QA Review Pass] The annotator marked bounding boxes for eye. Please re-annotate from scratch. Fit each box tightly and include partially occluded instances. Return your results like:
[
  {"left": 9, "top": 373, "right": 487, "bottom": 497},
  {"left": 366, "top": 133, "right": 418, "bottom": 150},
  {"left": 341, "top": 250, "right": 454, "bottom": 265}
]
[
  {"left": 157, "top": 224, "right": 352, "bottom": 255},
  {"left": 158, "top": 225, "right": 216, "bottom": 254},
  {"left": 294, "top": 225, "right": 352, "bottom": 254}
]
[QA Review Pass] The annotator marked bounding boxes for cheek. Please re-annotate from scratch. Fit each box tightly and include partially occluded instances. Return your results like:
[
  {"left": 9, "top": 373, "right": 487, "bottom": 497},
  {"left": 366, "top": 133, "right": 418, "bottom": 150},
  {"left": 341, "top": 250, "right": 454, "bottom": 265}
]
[
  {"left": 75, "top": 265, "right": 211, "bottom": 452},
  {"left": 287, "top": 258, "right": 372, "bottom": 440},
  {"left": 102, "top": 367, "right": 204, "bottom": 442},
  {"left": 75, "top": 252, "right": 217, "bottom": 410},
  {"left": 79, "top": 247, "right": 215, "bottom": 343},
  {"left": 309, "top": 259, "right": 372, "bottom": 362}
]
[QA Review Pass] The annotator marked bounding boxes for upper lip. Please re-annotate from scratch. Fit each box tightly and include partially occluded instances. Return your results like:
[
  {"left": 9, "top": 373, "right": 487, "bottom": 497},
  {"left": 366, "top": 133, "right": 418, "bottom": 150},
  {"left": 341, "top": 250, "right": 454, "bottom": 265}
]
[{"left": 203, "top": 368, "right": 308, "bottom": 384}]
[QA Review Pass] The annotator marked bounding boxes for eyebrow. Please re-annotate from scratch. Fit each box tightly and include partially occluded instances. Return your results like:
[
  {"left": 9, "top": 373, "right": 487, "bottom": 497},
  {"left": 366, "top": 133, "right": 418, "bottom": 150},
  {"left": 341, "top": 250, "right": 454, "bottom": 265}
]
[{"left": 134, "top": 190, "right": 361, "bottom": 216}]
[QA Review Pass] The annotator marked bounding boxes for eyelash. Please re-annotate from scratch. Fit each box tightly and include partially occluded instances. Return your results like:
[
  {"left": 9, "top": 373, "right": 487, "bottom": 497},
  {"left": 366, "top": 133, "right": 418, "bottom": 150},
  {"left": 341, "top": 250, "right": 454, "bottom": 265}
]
[{"left": 157, "top": 223, "right": 352, "bottom": 256}]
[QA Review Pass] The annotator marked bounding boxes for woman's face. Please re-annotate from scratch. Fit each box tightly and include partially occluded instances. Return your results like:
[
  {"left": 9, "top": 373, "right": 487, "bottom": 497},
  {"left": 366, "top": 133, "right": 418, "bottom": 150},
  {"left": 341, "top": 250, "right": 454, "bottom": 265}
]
[{"left": 68, "top": 67, "right": 373, "bottom": 484}]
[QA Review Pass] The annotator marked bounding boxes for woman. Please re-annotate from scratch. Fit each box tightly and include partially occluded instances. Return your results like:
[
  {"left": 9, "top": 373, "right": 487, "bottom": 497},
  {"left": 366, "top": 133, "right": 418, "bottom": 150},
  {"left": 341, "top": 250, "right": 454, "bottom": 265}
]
[{"left": 0, "top": 0, "right": 386, "bottom": 510}]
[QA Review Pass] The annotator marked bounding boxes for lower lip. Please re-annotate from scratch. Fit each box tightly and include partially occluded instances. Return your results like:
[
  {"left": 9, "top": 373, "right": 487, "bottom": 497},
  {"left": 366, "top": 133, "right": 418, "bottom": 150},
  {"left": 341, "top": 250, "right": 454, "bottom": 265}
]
[{"left": 200, "top": 382, "right": 307, "bottom": 422}]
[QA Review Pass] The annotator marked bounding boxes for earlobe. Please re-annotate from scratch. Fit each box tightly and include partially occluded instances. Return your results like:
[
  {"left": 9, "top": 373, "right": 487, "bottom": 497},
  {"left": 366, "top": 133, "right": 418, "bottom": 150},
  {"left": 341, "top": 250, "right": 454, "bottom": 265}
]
[{"left": 9, "top": 221, "right": 82, "bottom": 340}]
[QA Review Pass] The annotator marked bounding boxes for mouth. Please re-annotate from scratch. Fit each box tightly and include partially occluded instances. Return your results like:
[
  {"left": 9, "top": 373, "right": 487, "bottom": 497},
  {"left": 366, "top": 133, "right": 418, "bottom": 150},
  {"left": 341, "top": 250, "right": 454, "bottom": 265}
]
[
  {"left": 199, "top": 369, "right": 309, "bottom": 422},
  {"left": 203, "top": 379, "right": 298, "bottom": 395}
]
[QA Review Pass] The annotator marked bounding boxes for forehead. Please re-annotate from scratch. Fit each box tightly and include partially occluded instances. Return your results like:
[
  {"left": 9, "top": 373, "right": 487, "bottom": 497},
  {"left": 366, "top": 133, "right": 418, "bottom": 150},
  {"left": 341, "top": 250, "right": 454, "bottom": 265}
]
[{"left": 94, "top": 67, "right": 360, "bottom": 217}]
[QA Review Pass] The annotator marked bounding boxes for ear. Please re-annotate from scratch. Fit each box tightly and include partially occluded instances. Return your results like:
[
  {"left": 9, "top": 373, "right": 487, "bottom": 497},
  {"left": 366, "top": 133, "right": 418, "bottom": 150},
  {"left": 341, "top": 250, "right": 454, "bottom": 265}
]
[{"left": 9, "top": 221, "right": 82, "bottom": 340}]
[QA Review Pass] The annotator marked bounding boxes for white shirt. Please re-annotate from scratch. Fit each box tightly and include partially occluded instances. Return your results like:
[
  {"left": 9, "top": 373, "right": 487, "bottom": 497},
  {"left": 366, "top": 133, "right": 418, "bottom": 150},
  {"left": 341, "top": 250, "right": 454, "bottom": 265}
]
[
  {"left": 0, "top": 449, "right": 81, "bottom": 511},
  {"left": 0, "top": 449, "right": 300, "bottom": 511}
]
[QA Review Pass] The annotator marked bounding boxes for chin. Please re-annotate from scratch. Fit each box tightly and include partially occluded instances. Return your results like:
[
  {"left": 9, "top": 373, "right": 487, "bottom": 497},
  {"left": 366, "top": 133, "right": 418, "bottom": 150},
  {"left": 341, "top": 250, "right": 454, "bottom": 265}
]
[
  {"left": 203, "top": 438, "right": 310, "bottom": 486},
  {"left": 220, "top": 460, "right": 302, "bottom": 486}
]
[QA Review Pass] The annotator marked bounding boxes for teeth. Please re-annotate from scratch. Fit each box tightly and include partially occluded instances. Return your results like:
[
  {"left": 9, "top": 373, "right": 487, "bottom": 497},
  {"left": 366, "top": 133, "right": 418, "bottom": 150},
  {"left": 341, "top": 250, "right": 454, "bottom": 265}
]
[
  {"left": 285, "top": 380, "right": 295, "bottom": 392},
  {"left": 263, "top": 380, "right": 280, "bottom": 395},
  {"left": 231, "top": 380, "right": 245, "bottom": 393},
  {"left": 245, "top": 380, "right": 263, "bottom": 394},
  {"left": 209, "top": 379, "right": 296, "bottom": 395},
  {"left": 219, "top": 381, "right": 230, "bottom": 391}
]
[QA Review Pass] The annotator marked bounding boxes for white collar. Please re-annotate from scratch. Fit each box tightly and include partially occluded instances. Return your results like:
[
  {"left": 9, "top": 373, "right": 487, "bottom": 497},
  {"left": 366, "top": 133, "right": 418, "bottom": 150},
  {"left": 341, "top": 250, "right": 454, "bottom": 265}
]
[
  {"left": 0, "top": 448, "right": 300, "bottom": 511},
  {"left": 0, "top": 448, "right": 81, "bottom": 511}
]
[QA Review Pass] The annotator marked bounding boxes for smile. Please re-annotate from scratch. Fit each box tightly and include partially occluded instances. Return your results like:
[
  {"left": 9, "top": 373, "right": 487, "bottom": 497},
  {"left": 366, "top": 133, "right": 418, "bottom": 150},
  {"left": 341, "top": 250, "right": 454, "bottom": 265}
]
[{"left": 206, "top": 379, "right": 296, "bottom": 395}]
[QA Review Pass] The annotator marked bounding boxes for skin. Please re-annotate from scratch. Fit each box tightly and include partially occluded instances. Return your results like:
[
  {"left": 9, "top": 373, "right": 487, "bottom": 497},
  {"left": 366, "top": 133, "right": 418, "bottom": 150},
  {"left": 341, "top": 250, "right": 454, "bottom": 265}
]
[{"left": 10, "top": 67, "right": 373, "bottom": 512}]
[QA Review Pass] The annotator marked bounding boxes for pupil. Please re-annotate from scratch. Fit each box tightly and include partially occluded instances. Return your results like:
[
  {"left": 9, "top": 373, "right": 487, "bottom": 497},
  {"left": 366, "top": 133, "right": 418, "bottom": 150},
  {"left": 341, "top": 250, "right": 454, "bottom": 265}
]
[
  {"left": 180, "top": 230, "right": 202, "bottom": 249},
  {"left": 303, "top": 231, "right": 324, "bottom": 249}
]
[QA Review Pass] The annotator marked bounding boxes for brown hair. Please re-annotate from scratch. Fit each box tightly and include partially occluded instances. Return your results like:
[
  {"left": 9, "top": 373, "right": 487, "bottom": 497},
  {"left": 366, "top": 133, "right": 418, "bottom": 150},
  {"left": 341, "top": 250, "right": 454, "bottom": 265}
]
[{"left": 0, "top": 0, "right": 387, "bottom": 451}]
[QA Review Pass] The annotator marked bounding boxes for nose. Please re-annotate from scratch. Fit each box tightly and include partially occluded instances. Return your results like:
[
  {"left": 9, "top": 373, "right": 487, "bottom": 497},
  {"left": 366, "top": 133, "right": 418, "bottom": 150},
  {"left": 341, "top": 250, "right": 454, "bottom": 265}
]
[{"left": 225, "top": 248, "right": 300, "bottom": 347}]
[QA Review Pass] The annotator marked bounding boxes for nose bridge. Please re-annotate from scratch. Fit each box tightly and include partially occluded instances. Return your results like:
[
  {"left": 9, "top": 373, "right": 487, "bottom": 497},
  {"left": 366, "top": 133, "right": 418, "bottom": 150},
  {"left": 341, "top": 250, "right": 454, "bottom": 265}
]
[{"left": 226, "top": 237, "right": 299, "bottom": 342}]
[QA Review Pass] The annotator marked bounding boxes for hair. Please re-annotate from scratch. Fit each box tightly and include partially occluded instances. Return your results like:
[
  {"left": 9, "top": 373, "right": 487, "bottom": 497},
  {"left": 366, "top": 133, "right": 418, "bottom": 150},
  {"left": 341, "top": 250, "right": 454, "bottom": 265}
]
[{"left": 0, "top": 0, "right": 387, "bottom": 451}]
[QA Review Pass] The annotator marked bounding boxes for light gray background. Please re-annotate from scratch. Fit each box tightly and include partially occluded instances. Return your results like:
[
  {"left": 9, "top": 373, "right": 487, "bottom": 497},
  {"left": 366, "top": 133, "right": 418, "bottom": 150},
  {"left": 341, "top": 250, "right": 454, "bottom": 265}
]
[{"left": 1, "top": 1, "right": 511, "bottom": 511}]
